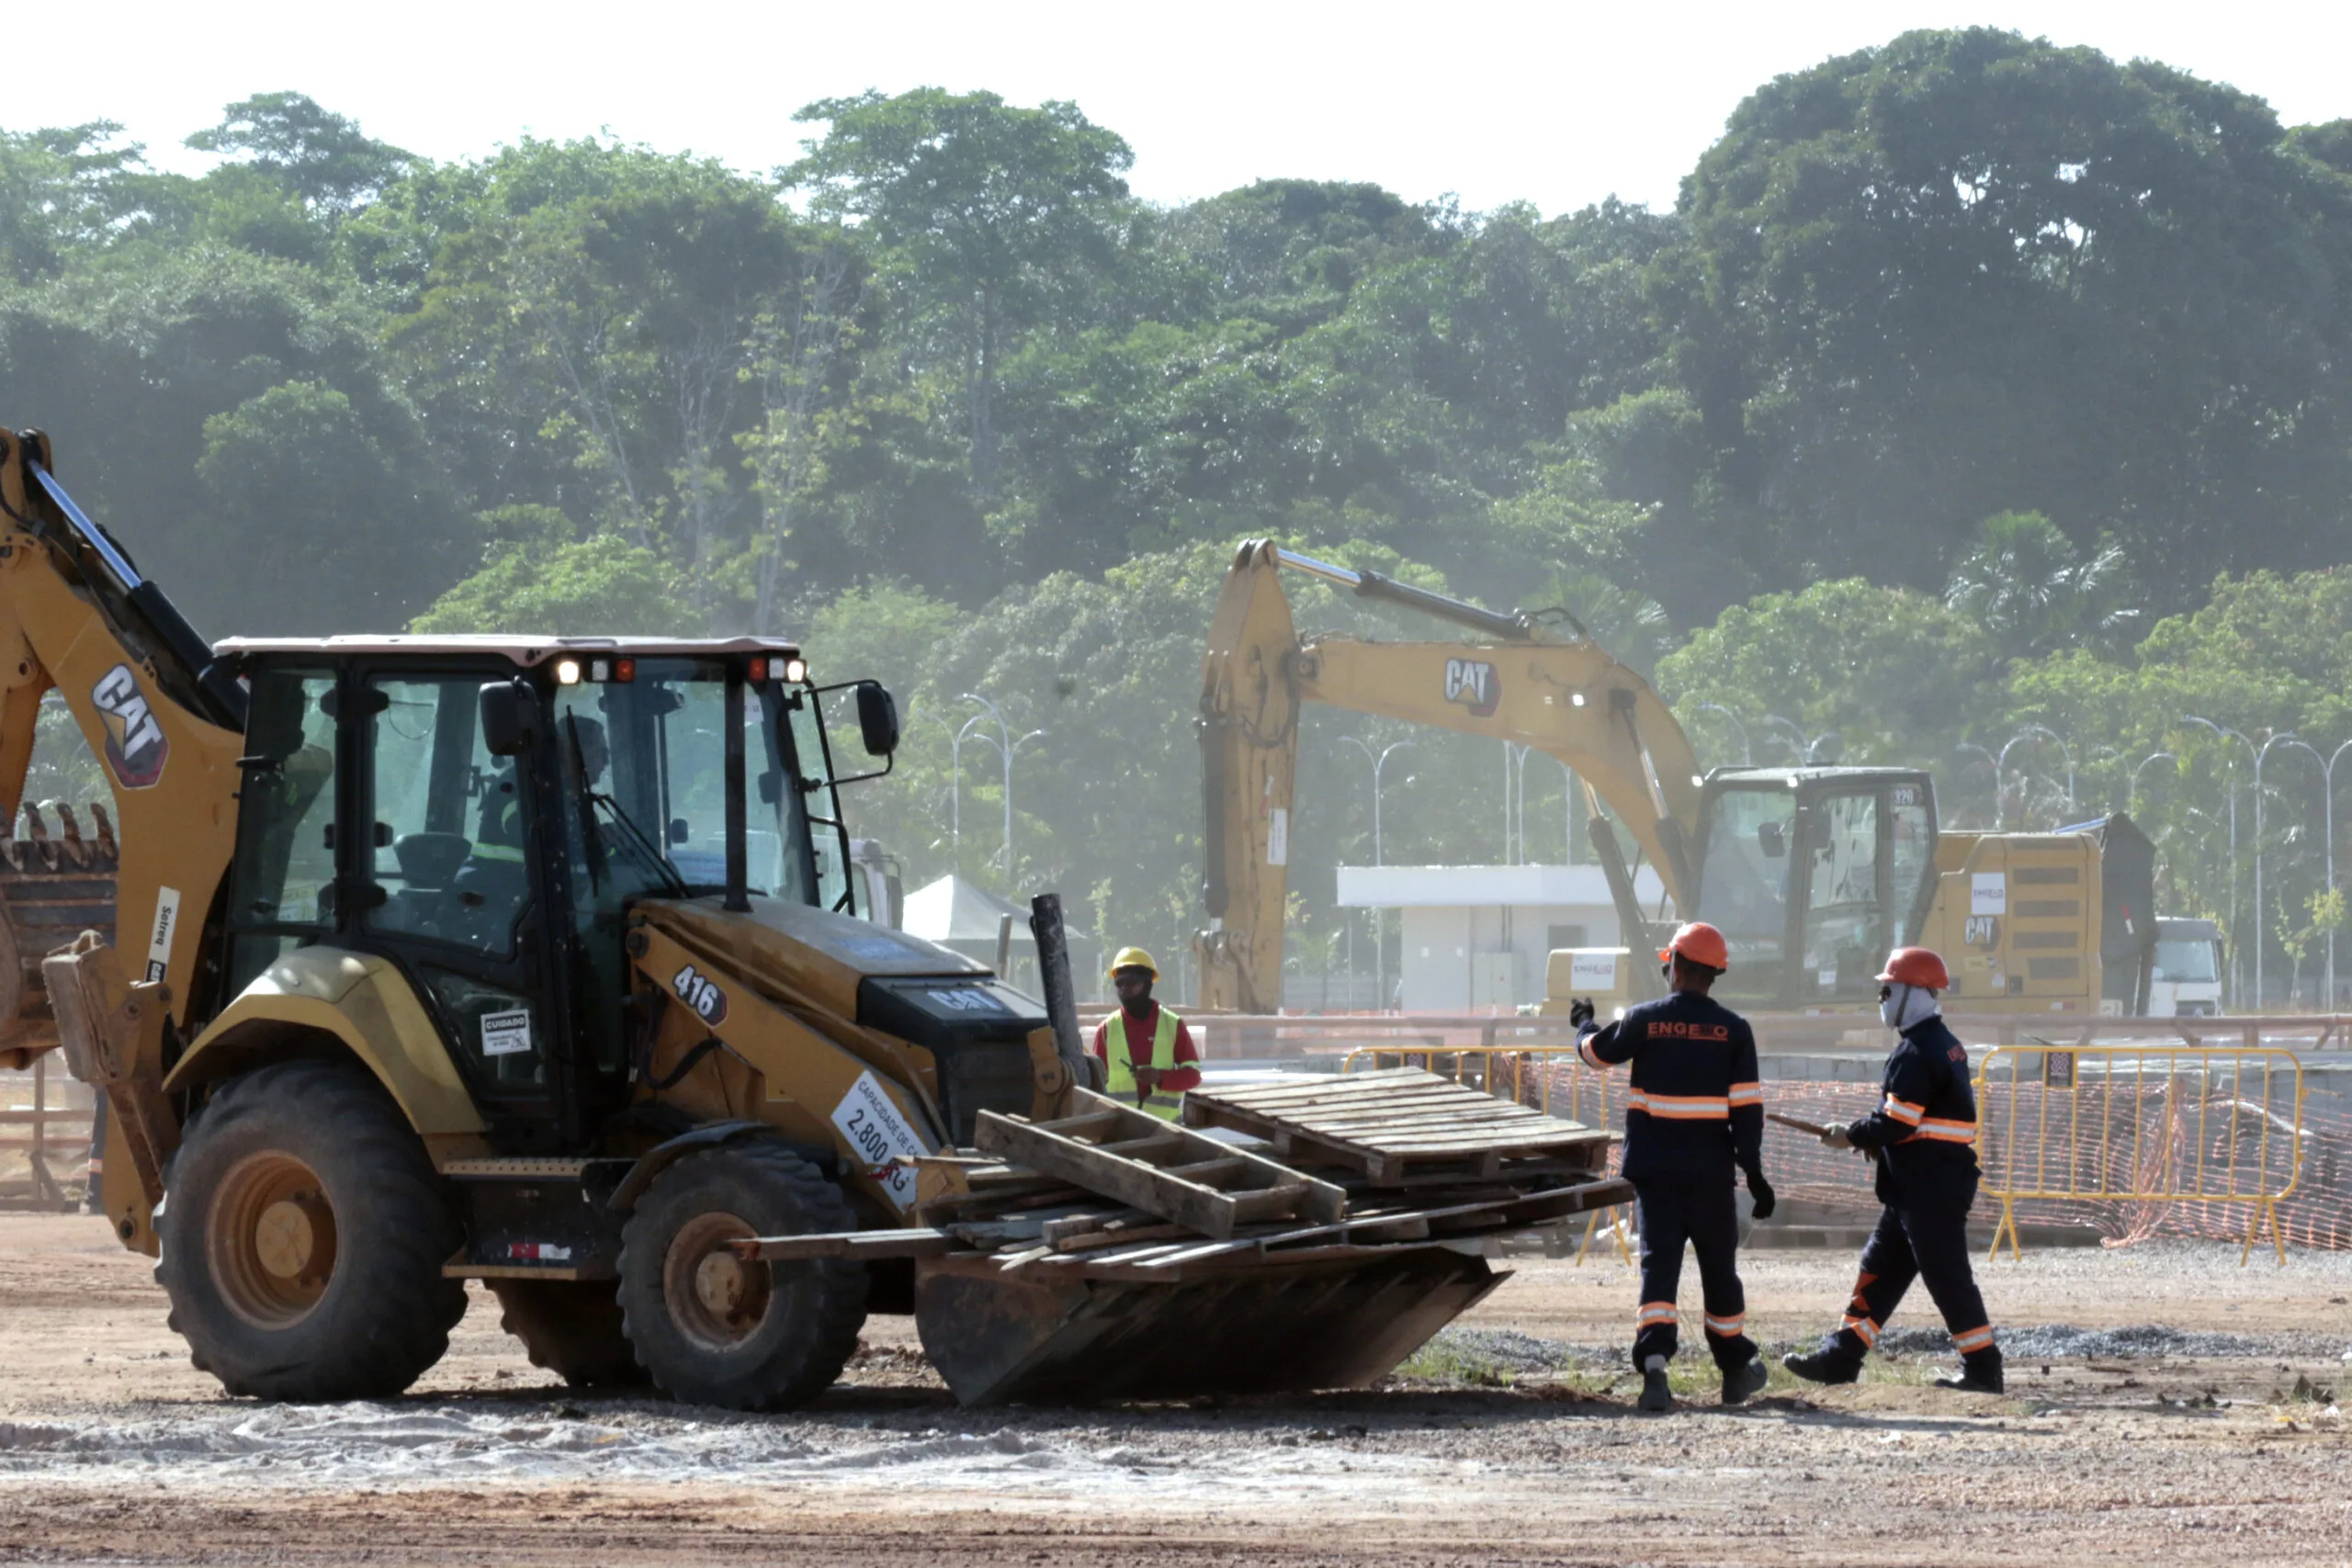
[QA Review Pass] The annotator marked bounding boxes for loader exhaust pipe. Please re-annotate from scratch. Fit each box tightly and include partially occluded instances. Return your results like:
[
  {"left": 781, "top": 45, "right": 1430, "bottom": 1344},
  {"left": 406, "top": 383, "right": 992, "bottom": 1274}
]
[{"left": 1028, "top": 894, "right": 1097, "bottom": 1093}]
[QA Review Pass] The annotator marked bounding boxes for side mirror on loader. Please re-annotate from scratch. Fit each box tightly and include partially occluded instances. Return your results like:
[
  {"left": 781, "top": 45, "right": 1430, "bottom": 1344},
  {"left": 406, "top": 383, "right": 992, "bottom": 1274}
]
[
  {"left": 479, "top": 681, "right": 538, "bottom": 757},
  {"left": 855, "top": 682, "right": 899, "bottom": 758}
]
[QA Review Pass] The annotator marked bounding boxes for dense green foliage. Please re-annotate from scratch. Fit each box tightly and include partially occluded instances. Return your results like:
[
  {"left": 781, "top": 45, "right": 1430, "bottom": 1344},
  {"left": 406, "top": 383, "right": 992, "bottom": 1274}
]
[{"left": 5, "top": 33, "right": 2351, "bottom": 1001}]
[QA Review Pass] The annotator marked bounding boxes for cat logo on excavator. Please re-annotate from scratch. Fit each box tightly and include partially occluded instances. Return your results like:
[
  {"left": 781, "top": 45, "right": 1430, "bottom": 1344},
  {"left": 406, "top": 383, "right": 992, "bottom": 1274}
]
[
  {"left": 91, "top": 664, "right": 168, "bottom": 787},
  {"left": 1442, "top": 657, "right": 1500, "bottom": 717}
]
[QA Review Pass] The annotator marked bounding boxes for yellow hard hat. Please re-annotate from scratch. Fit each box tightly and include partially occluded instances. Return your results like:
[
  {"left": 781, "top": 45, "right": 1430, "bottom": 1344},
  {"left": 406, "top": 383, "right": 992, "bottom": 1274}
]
[{"left": 1107, "top": 946, "right": 1159, "bottom": 980}]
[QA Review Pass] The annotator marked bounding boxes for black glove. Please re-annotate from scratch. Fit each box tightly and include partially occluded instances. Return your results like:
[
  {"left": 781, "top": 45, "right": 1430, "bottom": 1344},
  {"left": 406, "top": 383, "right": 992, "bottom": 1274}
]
[
  {"left": 1568, "top": 997, "right": 1596, "bottom": 1029},
  {"left": 1744, "top": 1168, "right": 1776, "bottom": 1221}
]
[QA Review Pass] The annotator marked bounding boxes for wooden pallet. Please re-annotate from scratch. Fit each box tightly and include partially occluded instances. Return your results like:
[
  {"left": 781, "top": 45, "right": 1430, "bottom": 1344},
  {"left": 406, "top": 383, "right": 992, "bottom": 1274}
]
[
  {"left": 1181, "top": 1066, "right": 1611, "bottom": 1185},
  {"left": 973, "top": 1088, "right": 1347, "bottom": 1239}
]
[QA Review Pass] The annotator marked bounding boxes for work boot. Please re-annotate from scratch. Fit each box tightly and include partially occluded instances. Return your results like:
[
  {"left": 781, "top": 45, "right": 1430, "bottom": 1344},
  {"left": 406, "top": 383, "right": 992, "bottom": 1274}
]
[
  {"left": 1935, "top": 1350, "right": 2004, "bottom": 1394},
  {"left": 1721, "top": 1356, "right": 1769, "bottom": 1406},
  {"left": 1781, "top": 1347, "right": 1861, "bottom": 1385},
  {"left": 1637, "top": 1368, "right": 1673, "bottom": 1412}
]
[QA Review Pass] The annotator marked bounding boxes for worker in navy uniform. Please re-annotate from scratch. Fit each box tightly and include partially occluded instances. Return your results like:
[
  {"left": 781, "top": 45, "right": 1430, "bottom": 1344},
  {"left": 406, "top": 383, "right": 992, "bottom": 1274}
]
[
  {"left": 1785, "top": 946, "right": 2002, "bottom": 1394},
  {"left": 1572, "top": 921, "right": 1773, "bottom": 1412}
]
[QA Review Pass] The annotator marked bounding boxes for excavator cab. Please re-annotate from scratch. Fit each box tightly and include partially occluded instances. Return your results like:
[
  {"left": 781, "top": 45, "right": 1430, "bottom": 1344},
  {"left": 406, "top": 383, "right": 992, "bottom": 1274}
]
[{"left": 1691, "top": 768, "right": 1937, "bottom": 1010}]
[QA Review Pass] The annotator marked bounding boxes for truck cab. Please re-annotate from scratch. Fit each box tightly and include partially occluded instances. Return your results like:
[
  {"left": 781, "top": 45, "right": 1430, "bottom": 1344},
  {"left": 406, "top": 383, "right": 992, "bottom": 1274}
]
[{"left": 2148, "top": 917, "right": 2225, "bottom": 1016}]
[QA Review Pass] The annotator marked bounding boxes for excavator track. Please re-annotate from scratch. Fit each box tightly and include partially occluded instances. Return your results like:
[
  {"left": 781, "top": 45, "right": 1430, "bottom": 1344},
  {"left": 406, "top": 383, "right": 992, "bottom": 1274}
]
[{"left": 0, "top": 801, "right": 119, "bottom": 1055}]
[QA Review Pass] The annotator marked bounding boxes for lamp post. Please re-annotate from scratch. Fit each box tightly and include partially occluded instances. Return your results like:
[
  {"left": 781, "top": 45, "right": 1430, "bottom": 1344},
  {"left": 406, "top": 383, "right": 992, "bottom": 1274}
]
[
  {"left": 2251, "top": 731, "right": 2305, "bottom": 1010},
  {"left": 1342, "top": 736, "right": 1415, "bottom": 1015},
  {"left": 958, "top": 692, "right": 1043, "bottom": 875},
  {"left": 921, "top": 711, "right": 990, "bottom": 855},
  {"left": 2184, "top": 716, "right": 2256, "bottom": 1008},
  {"left": 2128, "top": 750, "right": 2177, "bottom": 814},
  {"left": 2271, "top": 738, "right": 2349, "bottom": 1008},
  {"left": 1694, "top": 704, "right": 1752, "bottom": 766},
  {"left": 1998, "top": 726, "right": 2075, "bottom": 829},
  {"left": 1954, "top": 744, "right": 1997, "bottom": 829},
  {"left": 1761, "top": 714, "right": 1812, "bottom": 766}
]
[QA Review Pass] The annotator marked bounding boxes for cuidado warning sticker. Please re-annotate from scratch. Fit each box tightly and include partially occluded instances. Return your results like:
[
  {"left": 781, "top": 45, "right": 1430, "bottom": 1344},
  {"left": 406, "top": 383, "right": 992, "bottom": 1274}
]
[{"left": 831, "top": 1069, "right": 931, "bottom": 1212}]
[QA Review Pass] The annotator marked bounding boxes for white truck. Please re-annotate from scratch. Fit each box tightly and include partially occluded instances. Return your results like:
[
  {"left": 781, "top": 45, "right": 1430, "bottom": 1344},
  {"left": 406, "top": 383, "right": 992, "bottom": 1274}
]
[{"left": 2148, "top": 916, "right": 2224, "bottom": 1016}]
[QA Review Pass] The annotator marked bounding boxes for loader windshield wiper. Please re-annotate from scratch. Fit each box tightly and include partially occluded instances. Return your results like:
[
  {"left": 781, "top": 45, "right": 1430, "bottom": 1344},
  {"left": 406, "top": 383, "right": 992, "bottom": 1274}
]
[{"left": 591, "top": 787, "right": 687, "bottom": 897}]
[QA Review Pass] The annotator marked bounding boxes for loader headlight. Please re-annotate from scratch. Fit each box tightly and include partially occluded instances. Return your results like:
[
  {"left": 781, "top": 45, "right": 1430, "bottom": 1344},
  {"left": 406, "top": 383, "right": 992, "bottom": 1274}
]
[
  {"left": 784, "top": 657, "right": 808, "bottom": 683},
  {"left": 554, "top": 658, "right": 582, "bottom": 685}
]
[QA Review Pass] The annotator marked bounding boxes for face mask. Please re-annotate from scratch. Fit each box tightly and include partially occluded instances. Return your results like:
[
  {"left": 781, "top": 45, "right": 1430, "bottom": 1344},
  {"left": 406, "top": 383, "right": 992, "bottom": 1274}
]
[{"left": 1880, "top": 984, "right": 1938, "bottom": 1030}]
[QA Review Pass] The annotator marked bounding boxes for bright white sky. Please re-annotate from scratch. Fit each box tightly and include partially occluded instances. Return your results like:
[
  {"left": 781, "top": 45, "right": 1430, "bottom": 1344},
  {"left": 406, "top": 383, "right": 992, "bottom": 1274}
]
[{"left": 25, "top": 2, "right": 2352, "bottom": 215}]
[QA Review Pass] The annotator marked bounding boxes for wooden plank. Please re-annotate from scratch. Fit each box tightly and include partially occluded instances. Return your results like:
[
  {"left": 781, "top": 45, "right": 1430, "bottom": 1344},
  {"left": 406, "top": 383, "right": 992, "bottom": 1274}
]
[
  {"left": 1051, "top": 1221, "right": 1193, "bottom": 1255},
  {"left": 1193, "top": 1080, "right": 1479, "bottom": 1115},
  {"left": 1162, "top": 1156, "right": 1247, "bottom": 1182},
  {"left": 979, "top": 1109, "right": 1243, "bottom": 1235},
  {"left": 733, "top": 1229, "right": 961, "bottom": 1261},
  {"left": 1099, "top": 1131, "right": 1191, "bottom": 1159}
]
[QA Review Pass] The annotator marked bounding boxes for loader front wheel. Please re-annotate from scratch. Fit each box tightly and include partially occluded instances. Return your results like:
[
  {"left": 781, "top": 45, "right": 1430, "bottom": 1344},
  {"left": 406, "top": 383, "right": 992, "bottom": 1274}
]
[
  {"left": 616, "top": 1143, "right": 867, "bottom": 1409},
  {"left": 491, "top": 1279, "right": 650, "bottom": 1389},
  {"left": 156, "top": 1060, "right": 467, "bottom": 1401}
]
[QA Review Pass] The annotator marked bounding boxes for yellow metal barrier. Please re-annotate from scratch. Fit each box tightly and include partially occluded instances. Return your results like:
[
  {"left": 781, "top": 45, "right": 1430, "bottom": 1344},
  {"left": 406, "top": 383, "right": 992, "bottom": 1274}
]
[
  {"left": 1973, "top": 1043, "right": 2303, "bottom": 1266},
  {"left": 1341, "top": 1044, "right": 1634, "bottom": 1262}
]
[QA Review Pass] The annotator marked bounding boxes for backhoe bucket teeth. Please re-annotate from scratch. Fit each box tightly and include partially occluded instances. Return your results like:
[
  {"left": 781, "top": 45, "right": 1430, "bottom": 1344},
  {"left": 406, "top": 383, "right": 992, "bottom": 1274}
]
[
  {"left": 913, "top": 1248, "right": 1502, "bottom": 1406},
  {"left": 0, "top": 800, "right": 119, "bottom": 1059}
]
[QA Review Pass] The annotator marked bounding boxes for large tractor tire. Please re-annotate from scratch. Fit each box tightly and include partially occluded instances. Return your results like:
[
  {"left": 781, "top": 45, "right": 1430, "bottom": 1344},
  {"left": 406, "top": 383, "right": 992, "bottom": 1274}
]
[
  {"left": 155, "top": 1060, "right": 468, "bottom": 1401},
  {"left": 491, "top": 1279, "right": 649, "bottom": 1389},
  {"left": 616, "top": 1142, "right": 867, "bottom": 1410}
]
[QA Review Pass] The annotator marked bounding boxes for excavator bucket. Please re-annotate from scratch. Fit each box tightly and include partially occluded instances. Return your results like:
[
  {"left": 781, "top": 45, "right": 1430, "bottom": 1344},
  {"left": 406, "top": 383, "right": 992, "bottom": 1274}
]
[
  {"left": 0, "top": 801, "right": 119, "bottom": 1069},
  {"left": 913, "top": 1246, "right": 1502, "bottom": 1405}
]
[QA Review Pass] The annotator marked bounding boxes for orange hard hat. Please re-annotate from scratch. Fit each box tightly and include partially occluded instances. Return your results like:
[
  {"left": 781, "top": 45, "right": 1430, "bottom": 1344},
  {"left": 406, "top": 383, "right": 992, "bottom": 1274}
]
[
  {"left": 1658, "top": 921, "right": 1730, "bottom": 972},
  {"left": 1877, "top": 947, "right": 1950, "bottom": 990}
]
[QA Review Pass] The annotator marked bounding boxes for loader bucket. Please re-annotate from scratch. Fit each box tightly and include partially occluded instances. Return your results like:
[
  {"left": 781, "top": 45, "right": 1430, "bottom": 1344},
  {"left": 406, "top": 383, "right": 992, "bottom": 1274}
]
[{"left": 913, "top": 1247, "right": 1503, "bottom": 1405}]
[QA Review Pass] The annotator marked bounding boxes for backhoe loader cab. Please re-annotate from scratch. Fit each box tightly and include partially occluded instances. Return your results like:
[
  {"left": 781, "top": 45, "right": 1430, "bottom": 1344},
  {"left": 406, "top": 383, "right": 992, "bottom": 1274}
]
[
  {"left": 127, "top": 635, "right": 1065, "bottom": 1409},
  {"left": 1690, "top": 767, "right": 1937, "bottom": 1010}
]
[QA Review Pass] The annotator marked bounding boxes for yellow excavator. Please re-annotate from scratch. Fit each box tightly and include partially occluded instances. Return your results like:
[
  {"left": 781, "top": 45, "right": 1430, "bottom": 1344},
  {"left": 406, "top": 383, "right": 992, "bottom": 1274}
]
[
  {"left": 1195, "top": 541, "right": 2154, "bottom": 1018},
  {"left": 0, "top": 430, "right": 1537, "bottom": 1412}
]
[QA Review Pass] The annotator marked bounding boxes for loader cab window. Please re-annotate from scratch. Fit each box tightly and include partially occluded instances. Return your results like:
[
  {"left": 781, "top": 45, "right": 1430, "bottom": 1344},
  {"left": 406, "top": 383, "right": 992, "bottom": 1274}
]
[
  {"left": 1695, "top": 784, "right": 1795, "bottom": 999},
  {"left": 549, "top": 659, "right": 837, "bottom": 913},
  {"left": 222, "top": 669, "right": 340, "bottom": 996},
  {"left": 1800, "top": 791, "right": 1881, "bottom": 999},
  {"left": 363, "top": 676, "right": 528, "bottom": 956}
]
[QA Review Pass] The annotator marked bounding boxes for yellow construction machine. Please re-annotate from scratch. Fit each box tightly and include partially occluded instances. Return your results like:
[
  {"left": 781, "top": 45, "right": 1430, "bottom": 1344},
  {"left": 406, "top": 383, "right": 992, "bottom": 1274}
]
[
  {"left": 0, "top": 431, "right": 1566, "bottom": 1411},
  {"left": 1196, "top": 541, "right": 2155, "bottom": 1017}
]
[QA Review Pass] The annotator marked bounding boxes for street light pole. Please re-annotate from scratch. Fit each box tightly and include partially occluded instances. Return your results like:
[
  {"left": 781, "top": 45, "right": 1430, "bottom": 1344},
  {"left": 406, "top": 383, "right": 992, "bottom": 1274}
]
[
  {"left": 1694, "top": 704, "right": 1752, "bottom": 766},
  {"left": 1761, "top": 714, "right": 1810, "bottom": 766},
  {"left": 2252, "top": 732, "right": 2300, "bottom": 1010},
  {"left": 921, "top": 711, "right": 989, "bottom": 855},
  {"left": 2128, "top": 750, "right": 2177, "bottom": 814},
  {"left": 2184, "top": 716, "right": 2256, "bottom": 1008},
  {"left": 1998, "top": 725, "right": 2075, "bottom": 829},
  {"left": 1342, "top": 736, "right": 1415, "bottom": 1013},
  {"left": 2273, "top": 738, "right": 2344, "bottom": 1008}
]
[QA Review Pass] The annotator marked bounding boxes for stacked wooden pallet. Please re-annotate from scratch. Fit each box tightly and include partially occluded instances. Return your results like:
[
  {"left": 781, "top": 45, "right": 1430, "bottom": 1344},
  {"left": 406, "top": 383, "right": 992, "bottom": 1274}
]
[{"left": 733, "top": 1070, "right": 1627, "bottom": 1283}]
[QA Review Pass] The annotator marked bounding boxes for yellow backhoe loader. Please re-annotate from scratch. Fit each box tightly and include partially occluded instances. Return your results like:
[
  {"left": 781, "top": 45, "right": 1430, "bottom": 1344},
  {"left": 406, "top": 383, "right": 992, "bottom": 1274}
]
[
  {"left": 0, "top": 431, "right": 1537, "bottom": 1412},
  {"left": 1196, "top": 540, "right": 2156, "bottom": 1017}
]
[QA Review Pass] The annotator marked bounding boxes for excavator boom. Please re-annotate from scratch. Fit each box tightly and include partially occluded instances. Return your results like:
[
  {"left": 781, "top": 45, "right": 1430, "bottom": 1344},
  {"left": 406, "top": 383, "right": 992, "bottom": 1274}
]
[{"left": 1197, "top": 540, "right": 1699, "bottom": 1014}]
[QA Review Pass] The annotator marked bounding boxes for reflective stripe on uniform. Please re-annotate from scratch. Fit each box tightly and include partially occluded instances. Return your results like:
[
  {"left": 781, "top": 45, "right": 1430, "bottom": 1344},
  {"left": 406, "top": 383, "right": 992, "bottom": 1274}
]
[
  {"left": 470, "top": 842, "right": 525, "bottom": 863},
  {"left": 1882, "top": 1095, "right": 1926, "bottom": 1126},
  {"left": 1577, "top": 1034, "right": 1607, "bottom": 1070},
  {"left": 1703, "top": 1311, "right": 1746, "bottom": 1337},
  {"left": 1908, "top": 1118, "right": 1977, "bottom": 1144},
  {"left": 1727, "top": 1081, "right": 1763, "bottom": 1107},
  {"left": 1628, "top": 1090, "right": 1730, "bottom": 1120},
  {"left": 1635, "top": 1301, "right": 1679, "bottom": 1327},
  {"left": 1951, "top": 1325, "right": 1996, "bottom": 1354},
  {"left": 1840, "top": 1314, "right": 1880, "bottom": 1348}
]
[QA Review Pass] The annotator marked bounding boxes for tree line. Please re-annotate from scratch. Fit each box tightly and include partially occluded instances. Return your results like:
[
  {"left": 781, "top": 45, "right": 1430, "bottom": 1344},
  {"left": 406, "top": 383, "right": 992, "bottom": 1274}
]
[{"left": 4, "top": 28, "right": 2349, "bottom": 1002}]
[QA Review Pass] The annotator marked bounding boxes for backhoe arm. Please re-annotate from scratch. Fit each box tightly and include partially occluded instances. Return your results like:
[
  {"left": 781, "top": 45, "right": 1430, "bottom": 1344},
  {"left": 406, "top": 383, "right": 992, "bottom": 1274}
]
[
  {"left": 0, "top": 429, "right": 247, "bottom": 1238},
  {"left": 1196, "top": 539, "right": 1702, "bottom": 1014}
]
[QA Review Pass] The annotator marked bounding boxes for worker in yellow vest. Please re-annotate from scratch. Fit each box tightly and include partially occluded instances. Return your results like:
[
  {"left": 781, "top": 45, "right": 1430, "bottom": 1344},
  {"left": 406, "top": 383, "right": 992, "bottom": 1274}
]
[{"left": 1095, "top": 947, "right": 1203, "bottom": 1121}]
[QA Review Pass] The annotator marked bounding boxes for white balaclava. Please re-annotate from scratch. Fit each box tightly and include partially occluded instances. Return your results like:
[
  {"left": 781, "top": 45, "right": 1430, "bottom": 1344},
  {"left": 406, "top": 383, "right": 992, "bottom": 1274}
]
[{"left": 1881, "top": 982, "right": 1939, "bottom": 1032}]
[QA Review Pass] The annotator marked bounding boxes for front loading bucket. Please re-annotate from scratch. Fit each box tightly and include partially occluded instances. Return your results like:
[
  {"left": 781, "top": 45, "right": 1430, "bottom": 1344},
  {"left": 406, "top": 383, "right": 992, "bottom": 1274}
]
[{"left": 913, "top": 1247, "right": 1503, "bottom": 1405}]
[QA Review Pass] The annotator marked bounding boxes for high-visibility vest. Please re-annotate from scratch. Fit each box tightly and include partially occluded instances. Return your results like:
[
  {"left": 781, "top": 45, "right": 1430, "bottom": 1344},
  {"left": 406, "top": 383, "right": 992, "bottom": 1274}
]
[
  {"left": 473, "top": 784, "right": 526, "bottom": 863},
  {"left": 1102, "top": 1006, "right": 1184, "bottom": 1121}
]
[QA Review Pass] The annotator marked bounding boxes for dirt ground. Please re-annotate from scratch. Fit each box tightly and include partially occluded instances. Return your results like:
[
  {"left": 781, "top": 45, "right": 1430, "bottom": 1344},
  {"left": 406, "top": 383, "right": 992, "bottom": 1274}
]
[{"left": 4, "top": 1213, "right": 2351, "bottom": 1566}]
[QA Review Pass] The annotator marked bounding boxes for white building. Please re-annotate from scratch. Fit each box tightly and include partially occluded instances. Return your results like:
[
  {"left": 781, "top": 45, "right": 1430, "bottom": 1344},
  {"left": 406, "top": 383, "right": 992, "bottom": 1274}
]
[{"left": 1334, "top": 863, "right": 1669, "bottom": 1013}]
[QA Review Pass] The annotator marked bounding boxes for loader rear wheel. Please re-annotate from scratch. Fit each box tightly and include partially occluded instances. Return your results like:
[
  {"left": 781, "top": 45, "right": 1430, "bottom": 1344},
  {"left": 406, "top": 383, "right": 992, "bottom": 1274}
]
[
  {"left": 491, "top": 1279, "right": 649, "bottom": 1389},
  {"left": 616, "top": 1142, "right": 867, "bottom": 1410},
  {"left": 156, "top": 1060, "right": 467, "bottom": 1401}
]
